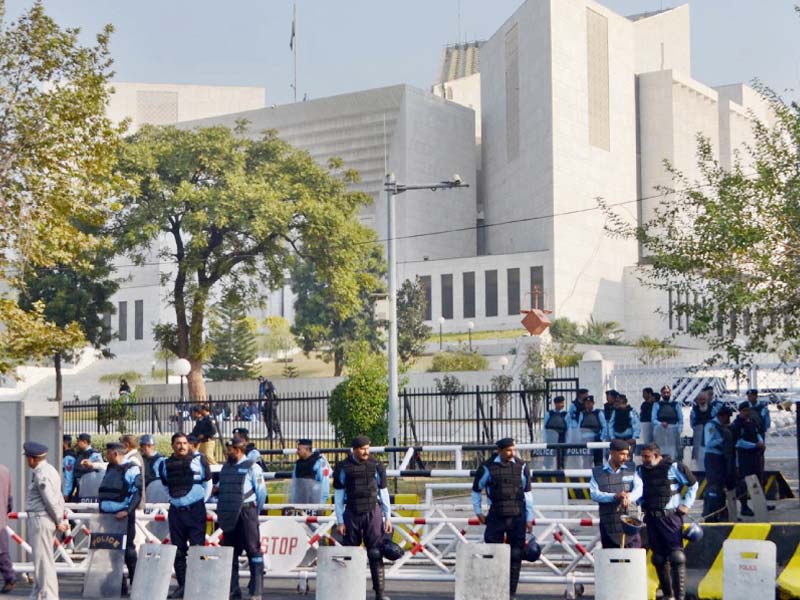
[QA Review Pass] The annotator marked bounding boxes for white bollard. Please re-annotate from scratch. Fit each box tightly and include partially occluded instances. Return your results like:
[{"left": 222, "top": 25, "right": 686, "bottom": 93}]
[
  {"left": 593, "top": 548, "right": 647, "bottom": 600},
  {"left": 455, "top": 542, "right": 510, "bottom": 600},
  {"left": 723, "top": 539, "right": 776, "bottom": 599},
  {"left": 316, "top": 546, "right": 367, "bottom": 600}
]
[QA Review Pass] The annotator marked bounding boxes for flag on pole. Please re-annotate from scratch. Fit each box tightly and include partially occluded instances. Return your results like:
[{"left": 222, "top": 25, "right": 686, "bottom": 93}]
[{"left": 289, "top": 3, "right": 296, "bottom": 50}]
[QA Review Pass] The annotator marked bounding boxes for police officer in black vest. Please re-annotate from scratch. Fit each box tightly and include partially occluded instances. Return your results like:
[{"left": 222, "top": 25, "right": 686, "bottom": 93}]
[
  {"left": 159, "top": 432, "right": 212, "bottom": 598},
  {"left": 732, "top": 402, "right": 765, "bottom": 517},
  {"left": 543, "top": 396, "right": 569, "bottom": 469},
  {"left": 73, "top": 433, "right": 102, "bottom": 497},
  {"left": 218, "top": 438, "right": 267, "bottom": 599},
  {"left": 333, "top": 436, "right": 393, "bottom": 600},
  {"left": 471, "top": 437, "right": 534, "bottom": 600},
  {"left": 139, "top": 434, "right": 165, "bottom": 489},
  {"left": 98, "top": 442, "right": 143, "bottom": 594},
  {"left": 290, "top": 438, "right": 332, "bottom": 506},
  {"left": 589, "top": 439, "right": 643, "bottom": 548},
  {"left": 702, "top": 405, "right": 735, "bottom": 521},
  {"left": 638, "top": 443, "right": 698, "bottom": 600},
  {"left": 639, "top": 387, "right": 656, "bottom": 443}
]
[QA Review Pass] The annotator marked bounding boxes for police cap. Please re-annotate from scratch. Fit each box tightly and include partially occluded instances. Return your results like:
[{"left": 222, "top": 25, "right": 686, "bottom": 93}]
[
  {"left": 77, "top": 433, "right": 92, "bottom": 443},
  {"left": 746, "top": 388, "right": 758, "bottom": 395},
  {"left": 496, "top": 437, "right": 515, "bottom": 449},
  {"left": 297, "top": 438, "right": 313, "bottom": 447},
  {"left": 139, "top": 434, "right": 155, "bottom": 446},
  {"left": 225, "top": 438, "right": 247, "bottom": 449},
  {"left": 23, "top": 442, "right": 48, "bottom": 457},
  {"left": 186, "top": 434, "right": 199, "bottom": 445},
  {"left": 606, "top": 389, "right": 619, "bottom": 398},
  {"left": 105, "top": 442, "right": 125, "bottom": 452},
  {"left": 738, "top": 401, "right": 751, "bottom": 411},
  {"left": 609, "top": 439, "right": 629, "bottom": 452},
  {"left": 63, "top": 434, "right": 72, "bottom": 443},
  {"left": 232, "top": 427, "right": 250, "bottom": 438},
  {"left": 351, "top": 435, "right": 371, "bottom": 448},
  {"left": 553, "top": 396, "right": 565, "bottom": 404}
]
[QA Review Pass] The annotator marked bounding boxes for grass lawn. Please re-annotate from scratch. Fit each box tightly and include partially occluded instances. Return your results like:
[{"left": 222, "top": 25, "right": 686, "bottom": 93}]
[
  {"left": 258, "top": 353, "right": 337, "bottom": 378},
  {"left": 427, "top": 328, "right": 528, "bottom": 344}
]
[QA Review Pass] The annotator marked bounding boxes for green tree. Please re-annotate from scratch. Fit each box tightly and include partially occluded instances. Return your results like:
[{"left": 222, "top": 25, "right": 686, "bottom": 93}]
[
  {"left": 600, "top": 77, "right": 800, "bottom": 364},
  {"left": 14, "top": 239, "right": 118, "bottom": 401},
  {"left": 0, "top": 3, "right": 123, "bottom": 374},
  {"left": 550, "top": 317, "right": 581, "bottom": 342},
  {"left": 328, "top": 345, "right": 388, "bottom": 445},
  {"left": 260, "top": 316, "right": 296, "bottom": 361},
  {"left": 634, "top": 336, "right": 679, "bottom": 365},
  {"left": 205, "top": 290, "right": 259, "bottom": 381},
  {"left": 114, "top": 123, "right": 375, "bottom": 397},
  {"left": 291, "top": 245, "right": 386, "bottom": 376},
  {"left": 581, "top": 317, "right": 625, "bottom": 345},
  {"left": 397, "top": 278, "right": 432, "bottom": 367}
]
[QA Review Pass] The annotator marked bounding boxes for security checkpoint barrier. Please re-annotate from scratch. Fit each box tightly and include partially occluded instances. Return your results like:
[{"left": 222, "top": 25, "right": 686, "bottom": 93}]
[
  {"left": 316, "top": 546, "right": 367, "bottom": 600},
  {"left": 454, "top": 542, "right": 509, "bottom": 600}
]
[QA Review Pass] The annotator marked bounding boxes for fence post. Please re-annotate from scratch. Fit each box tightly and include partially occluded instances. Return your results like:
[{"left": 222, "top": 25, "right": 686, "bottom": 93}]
[{"left": 475, "top": 386, "right": 481, "bottom": 445}]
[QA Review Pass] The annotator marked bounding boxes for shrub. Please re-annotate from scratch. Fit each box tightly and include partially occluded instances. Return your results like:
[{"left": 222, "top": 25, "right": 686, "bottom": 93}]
[
  {"left": 328, "top": 346, "right": 388, "bottom": 446},
  {"left": 429, "top": 346, "right": 489, "bottom": 372},
  {"left": 435, "top": 374, "right": 463, "bottom": 420}
]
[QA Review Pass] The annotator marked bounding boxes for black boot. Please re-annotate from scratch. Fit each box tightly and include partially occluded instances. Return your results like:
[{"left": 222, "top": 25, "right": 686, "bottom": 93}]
[
  {"left": 247, "top": 558, "right": 263, "bottom": 599},
  {"left": 509, "top": 552, "right": 523, "bottom": 598},
  {"left": 652, "top": 554, "right": 673, "bottom": 599},
  {"left": 368, "top": 557, "right": 390, "bottom": 600},
  {"left": 229, "top": 555, "right": 242, "bottom": 600},
  {"left": 670, "top": 550, "right": 687, "bottom": 600},
  {"left": 169, "top": 555, "right": 187, "bottom": 598}
]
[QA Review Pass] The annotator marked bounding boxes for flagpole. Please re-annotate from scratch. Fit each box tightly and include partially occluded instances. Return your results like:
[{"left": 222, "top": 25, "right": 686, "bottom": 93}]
[{"left": 292, "top": 2, "right": 297, "bottom": 102}]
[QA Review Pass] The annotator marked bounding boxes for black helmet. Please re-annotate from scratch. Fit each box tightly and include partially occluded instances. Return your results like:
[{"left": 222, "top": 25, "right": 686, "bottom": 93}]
[
  {"left": 382, "top": 539, "right": 405, "bottom": 561},
  {"left": 524, "top": 539, "right": 542, "bottom": 562}
]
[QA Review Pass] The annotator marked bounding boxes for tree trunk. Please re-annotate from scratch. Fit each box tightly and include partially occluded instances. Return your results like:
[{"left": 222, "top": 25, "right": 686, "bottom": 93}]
[
  {"left": 186, "top": 285, "right": 210, "bottom": 400},
  {"left": 334, "top": 348, "right": 344, "bottom": 377},
  {"left": 54, "top": 353, "right": 62, "bottom": 403},
  {"left": 187, "top": 357, "right": 206, "bottom": 400}
]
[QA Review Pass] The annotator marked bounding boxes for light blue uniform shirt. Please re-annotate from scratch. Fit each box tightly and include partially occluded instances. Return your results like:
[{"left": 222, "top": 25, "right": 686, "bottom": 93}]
[
  {"left": 159, "top": 454, "right": 212, "bottom": 507},
  {"left": 233, "top": 456, "right": 267, "bottom": 513},
  {"left": 471, "top": 456, "right": 535, "bottom": 523},
  {"left": 292, "top": 455, "right": 332, "bottom": 504},
  {"left": 703, "top": 418, "right": 729, "bottom": 456},
  {"left": 637, "top": 461, "right": 699, "bottom": 511},
  {"left": 589, "top": 462, "right": 643, "bottom": 504},
  {"left": 62, "top": 454, "right": 76, "bottom": 497}
]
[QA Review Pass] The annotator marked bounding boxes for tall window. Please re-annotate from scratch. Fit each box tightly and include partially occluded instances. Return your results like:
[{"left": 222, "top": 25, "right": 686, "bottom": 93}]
[
  {"left": 118, "top": 301, "right": 128, "bottom": 342},
  {"left": 586, "top": 8, "right": 610, "bottom": 150},
  {"left": 134, "top": 300, "right": 144, "bottom": 341},
  {"left": 507, "top": 268, "right": 520, "bottom": 315},
  {"left": 485, "top": 270, "right": 498, "bottom": 317},
  {"left": 463, "top": 272, "right": 476, "bottom": 319},
  {"left": 505, "top": 24, "right": 520, "bottom": 161},
  {"left": 419, "top": 276, "right": 432, "bottom": 321},
  {"left": 530, "top": 266, "right": 544, "bottom": 310},
  {"left": 441, "top": 274, "right": 454, "bottom": 319}
]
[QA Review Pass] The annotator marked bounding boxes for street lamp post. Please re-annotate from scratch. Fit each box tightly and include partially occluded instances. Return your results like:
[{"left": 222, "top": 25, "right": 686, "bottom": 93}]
[
  {"left": 174, "top": 358, "right": 191, "bottom": 402},
  {"left": 438, "top": 316, "right": 445, "bottom": 350},
  {"left": 499, "top": 356, "right": 509, "bottom": 371},
  {"left": 467, "top": 321, "right": 475, "bottom": 351},
  {"left": 385, "top": 173, "right": 468, "bottom": 466}
]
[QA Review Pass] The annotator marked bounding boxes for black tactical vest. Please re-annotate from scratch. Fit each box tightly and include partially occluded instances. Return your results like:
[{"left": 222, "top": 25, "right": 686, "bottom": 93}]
[
  {"left": 640, "top": 402, "right": 654, "bottom": 423},
  {"left": 612, "top": 407, "right": 632, "bottom": 434},
  {"left": 638, "top": 461, "right": 675, "bottom": 512},
  {"left": 711, "top": 420, "right": 734, "bottom": 455},
  {"left": 657, "top": 401, "right": 679, "bottom": 424},
  {"left": 735, "top": 417, "right": 760, "bottom": 444},
  {"left": 74, "top": 447, "right": 97, "bottom": 480},
  {"left": 143, "top": 453, "right": 162, "bottom": 487},
  {"left": 164, "top": 456, "right": 195, "bottom": 499},
  {"left": 581, "top": 410, "right": 602, "bottom": 433},
  {"left": 746, "top": 403, "right": 766, "bottom": 434},
  {"left": 603, "top": 403, "right": 615, "bottom": 421},
  {"left": 217, "top": 459, "right": 255, "bottom": 532},
  {"left": 99, "top": 463, "right": 134, "bottom": 503},
  {"left": 692, "top": 405, "right": 713, "bottom": 427},
  {"left": 342, "top": 457, "right": 379, "bottom": 514},
  {"left": 546, "top": 411, "right": 567, "bottom": 434},
  {"left": 592, "top": 466, "right": 627, "bottom": 542},
  {"left": 295, "top": 452, "right": 321, "bottom": 480},
  {"left": 486, "top": 459, "right": 524, "bottom": 517}
]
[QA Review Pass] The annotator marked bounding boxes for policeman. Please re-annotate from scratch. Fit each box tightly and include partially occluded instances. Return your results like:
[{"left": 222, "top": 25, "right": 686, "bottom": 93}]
[
  {"left": 702, "top": 406, "right": 735, "bottom": 521},
  {"left": 690, "top": 387, "right": 715, "bottom": 468},
  {"left": 732, "top": 402, "right": 765, "bottom": 517},
  {"left": 567, "top": 388, "right": 589, "bottom": 425},
  {"left": 62, "top": 435, "right": 77, "bottom": 501},
  {"left": 190, "top": 403, "right": 218, "bottom": 464},
  {"left": 472, "top": 437, "right": 534, "bottom": 600},
  {"left": 187, "top": 434, "right": 200, "bottom": 455},
  {"left": 24, "top": 442, "right": 68, "bottom": 600},
  {"left": 333, "top": 436, "right": 393, "bottom": 600},
  {"left": 576, "top": 396, "right": 607, "bottom": 467},
  {"left": 290, "top": 438, "right": 332, "bottom": 506},
  {"left": 543, "top": 397, "right": 568, "bottom": 469},
  {"left": 639, "top": 387, "right": 656, "bottom": 444},
  {"left": 159, "top": 432, "right": 212, "bottom": 598},
  {"left": 232, "top": 428, "right": 265, "bottom": 467},
  {"left": 217, "top": 438, "right": 267, "bottom": 600},
  {"left": 638, "top": 443, "right": 698, "bottom": 600},
  {"left": 602, "top": 389, "right": 619, "bottom": 422},
  {"left": 139, "top": 434, "right": 165, "bottom": 489},
  {"left": 590, "top": 439, "right": 643, "bottom": 548},
  {"left": 744, "top": 388, "right": 770, "bottom": 484},
  {"left": 73, "top": 433, "right": 103, "bottom": 498},
  {"left": 652, "top": 386, "right": 683, "bottom": 462},
  {"left": 98, "top": 442, "right": 142, "bottom": 593},
  {"left": 607, "top": 394, "right": 640, "bottom": 447}
]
